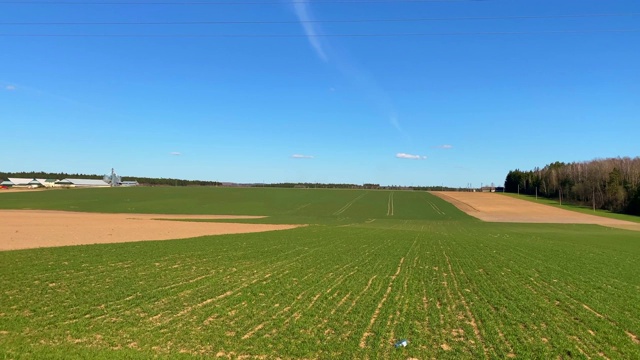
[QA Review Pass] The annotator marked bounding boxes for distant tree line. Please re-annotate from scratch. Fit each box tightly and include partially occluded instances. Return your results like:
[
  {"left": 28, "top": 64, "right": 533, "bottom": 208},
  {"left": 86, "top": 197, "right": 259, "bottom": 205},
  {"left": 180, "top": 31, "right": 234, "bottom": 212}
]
[
  {"left": 252, "top": 183, "right": 460, "bottom": 191},
  {"left": 505, "top": 157, "right": 640, "bottom": 215},
  {"left": 1, "top": 171, "right": 103, "bottom": 180},
  {"left": 126, "top": 177, "right": 221, "bottom": 187},
  {"left": 411, "top": 186, "right": 461, "bottom": 191},
  {"left": 0, "top": 171, "right": 221, "bottom": 187},
  {"left": 255, "top": 182, "right": 363, "bottom": 189}
]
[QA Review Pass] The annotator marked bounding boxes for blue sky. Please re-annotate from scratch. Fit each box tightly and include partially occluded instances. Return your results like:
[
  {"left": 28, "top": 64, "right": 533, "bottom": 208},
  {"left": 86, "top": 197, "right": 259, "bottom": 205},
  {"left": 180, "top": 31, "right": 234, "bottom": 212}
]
[{"left": 1, "top": 0, "right": 638, "bottom": 187}]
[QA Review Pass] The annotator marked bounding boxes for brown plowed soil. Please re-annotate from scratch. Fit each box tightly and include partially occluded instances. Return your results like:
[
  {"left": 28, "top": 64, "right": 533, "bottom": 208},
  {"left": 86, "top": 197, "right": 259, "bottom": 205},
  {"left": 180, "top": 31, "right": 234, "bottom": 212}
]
[
  {"left": 0, "top": 210, "right": 301, "bottom": 251},
  {"left": 0, "top": 188, "right": 47, "bottom": 193},
  {"left": 431, "top": 192, "right": 640, "bottom": 231}
]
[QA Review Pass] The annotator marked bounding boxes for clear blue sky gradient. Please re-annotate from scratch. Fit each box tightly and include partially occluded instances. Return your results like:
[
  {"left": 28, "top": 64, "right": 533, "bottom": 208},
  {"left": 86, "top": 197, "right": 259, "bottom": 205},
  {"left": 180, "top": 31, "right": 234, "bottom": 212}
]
[{"left": 1, "top": 0, "right": 638, "bottom": 186}]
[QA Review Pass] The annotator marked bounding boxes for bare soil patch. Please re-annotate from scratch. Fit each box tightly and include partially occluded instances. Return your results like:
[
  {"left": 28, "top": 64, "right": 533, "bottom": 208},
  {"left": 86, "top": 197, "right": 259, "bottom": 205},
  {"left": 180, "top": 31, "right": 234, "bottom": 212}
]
[
  {"left": 0, "top": 188, "right": 48, "bottom": 194},
  {"left": 0, "top": 210, "right": 301, "bottom": 251},
  {"left": 431, "top": 192, "right": 640, "bottom": 231}
]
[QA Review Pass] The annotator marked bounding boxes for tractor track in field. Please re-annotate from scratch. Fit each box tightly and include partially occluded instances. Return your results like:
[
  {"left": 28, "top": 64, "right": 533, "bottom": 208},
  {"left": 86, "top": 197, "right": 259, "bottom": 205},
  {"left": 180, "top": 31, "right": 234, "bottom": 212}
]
[
  {"left": 422, "top": 193, "right": 445, "bottom": 215},
  {"left": 333, "top": 193, "right": 367, "bottom": 216}
]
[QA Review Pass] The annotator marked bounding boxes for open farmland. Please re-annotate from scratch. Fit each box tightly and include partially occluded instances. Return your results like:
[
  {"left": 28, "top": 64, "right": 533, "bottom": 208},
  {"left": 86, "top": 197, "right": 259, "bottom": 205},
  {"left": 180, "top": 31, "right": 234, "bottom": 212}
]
[
  {"left": 1, "top": 187, "right": 639, "bottom": 359},
  {"left": 431, "top": 191, "right": 640, "bottom": 231},
  {"left": 0, "top": 211, "right": 300, "bottom": 251}
]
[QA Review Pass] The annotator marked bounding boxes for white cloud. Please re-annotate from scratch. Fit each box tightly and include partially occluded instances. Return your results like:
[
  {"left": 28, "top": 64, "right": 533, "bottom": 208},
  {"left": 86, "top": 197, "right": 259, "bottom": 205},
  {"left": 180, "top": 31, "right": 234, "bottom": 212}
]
[
  {"left": 292, "top": 3, "right": 328, "bottom": 62},
  {"left": 396, "top": 153, "right": 427, "bottom": 160},
  {"left": 5, "top": 85, "right": 16, "bottom": 91},
  {"left": 292, "top": 154, "right": 314, "bottom": 159},
  {"left": 434, "top": 144, "right": 453, "bottom": 149},
  {"left": 170, "top": 152, "right": 182, "bottom": 156}
]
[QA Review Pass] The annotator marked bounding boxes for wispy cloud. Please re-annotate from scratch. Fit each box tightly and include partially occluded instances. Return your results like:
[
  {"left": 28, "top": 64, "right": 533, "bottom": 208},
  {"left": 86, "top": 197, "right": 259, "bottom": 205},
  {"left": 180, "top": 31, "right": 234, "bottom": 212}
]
[
  {"left": 1, "top": 81, "right": 94, "bottom": 109},
  {"left": 433, "top": 144, "right": 453, "bottom": 149},
  {"left": 170, "top": 152, "right": 182, "bottom": 156},
  {"left": 292, "top": 154, "right": 314, "bottom": 159},
  {"left": 291, "top": 3, "right": 406, "bottom": 140},
  {"left": 396, "top": 153, "right": 427, "bottom": 160},
  {"left": 292, "top": 3, "right": 328, "bottom": 62},
  {"left": 390, "top": 114, "right": 401, "bottom": 132},
  {"left": 389, "top": 113, "right": 409, "bottom": 139}
]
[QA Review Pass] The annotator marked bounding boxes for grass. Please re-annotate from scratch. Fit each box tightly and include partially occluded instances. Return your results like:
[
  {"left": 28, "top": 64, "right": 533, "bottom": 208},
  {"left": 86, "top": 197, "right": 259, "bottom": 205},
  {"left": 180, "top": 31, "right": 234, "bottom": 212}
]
[
  {"left": 0, "top": 187, "right": 470, "bottom": 225},
  {"left": 501, "top": 192, "right": 640, "bottom": 224},
  {"left": 1, "top": 187, "right": 639, "bottom": 359}
]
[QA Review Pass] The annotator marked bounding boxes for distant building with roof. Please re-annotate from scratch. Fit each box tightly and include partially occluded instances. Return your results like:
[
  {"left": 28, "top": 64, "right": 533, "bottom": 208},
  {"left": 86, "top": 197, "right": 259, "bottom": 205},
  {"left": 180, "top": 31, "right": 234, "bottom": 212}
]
[
  {"left": 31, "top": 179, "right": 59, "bottom": 188},
  {"left": 3, "top": 178, "right": 42, "bottom": 188},
  {"left": 2, "top": 171, "right": 138, "bottom": 189},
  {"left": 119, "top": 180, "right": 139, "bottom": 187},
  {"left": 43, "top": 179, "right": 58, "bottom": 187},
  {"left": 54, "top": 179, "right": 110, "bottom": 188}
]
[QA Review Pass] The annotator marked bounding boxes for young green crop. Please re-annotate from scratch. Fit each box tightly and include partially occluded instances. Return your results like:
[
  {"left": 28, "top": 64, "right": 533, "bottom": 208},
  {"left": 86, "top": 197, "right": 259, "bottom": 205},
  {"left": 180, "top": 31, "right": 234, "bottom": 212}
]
[
  {"left": 0, "top": 188, "right": 639, "bottom": 358},
  {"left": 0, "top": 187, "right": 472, "bottom": 225}
]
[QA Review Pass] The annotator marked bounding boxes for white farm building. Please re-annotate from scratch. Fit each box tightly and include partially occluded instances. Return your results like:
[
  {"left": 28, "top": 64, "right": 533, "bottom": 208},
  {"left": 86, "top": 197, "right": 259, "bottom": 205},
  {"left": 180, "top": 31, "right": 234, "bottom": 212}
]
[
  {"left": 54, "top": 179, "right": 110, "bottom": 188},
  {"left": 1, "top": 178, "right": 43, "bottom": 188},
  {"left": 1, "top": 177, "right": 112, "bottom": 188},
  {"left": 2, "top": 169, "right": 138, "bottom": 189}
]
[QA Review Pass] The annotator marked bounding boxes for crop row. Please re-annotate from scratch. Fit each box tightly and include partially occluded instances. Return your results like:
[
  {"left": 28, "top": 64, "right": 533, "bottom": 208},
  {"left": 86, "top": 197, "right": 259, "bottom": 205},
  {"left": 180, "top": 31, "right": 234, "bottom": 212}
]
[
  {"left": 0, "top": 187, "right": 467, "bottom": 224},
  {"left": 2, "top": 218, "right": 639, "bottom": 358}
]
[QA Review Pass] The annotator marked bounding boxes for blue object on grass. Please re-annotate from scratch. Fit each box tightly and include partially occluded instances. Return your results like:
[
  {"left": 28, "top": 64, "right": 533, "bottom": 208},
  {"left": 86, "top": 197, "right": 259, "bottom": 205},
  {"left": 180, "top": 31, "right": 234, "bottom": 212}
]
[{"left": 394, "top": 339, "right": 408, "bottom": 348}]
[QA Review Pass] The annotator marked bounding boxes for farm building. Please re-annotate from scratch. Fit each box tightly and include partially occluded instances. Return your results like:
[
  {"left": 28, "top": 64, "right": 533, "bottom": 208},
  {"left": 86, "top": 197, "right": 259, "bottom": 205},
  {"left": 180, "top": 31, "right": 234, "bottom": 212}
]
[
  {"left": 480, "top": 186, "right": 498, "bottom": 193},
  {"left": 28, "top": 179, "right": 59, "bottom": 188},
  {"left": 119, "top": 180, "right": 139, "bottom": 187},
  {"left": 2, "top": 178, "right": 42, "bottom": 188},
  {"left": 2, "top": 173, "right": 137, "bottom": 188},
  {"left": 39, "top": 179, "right": 58, "bottom": 188},
  {"left": 54, "top": 179, "right": 110, "bottom": 188}
]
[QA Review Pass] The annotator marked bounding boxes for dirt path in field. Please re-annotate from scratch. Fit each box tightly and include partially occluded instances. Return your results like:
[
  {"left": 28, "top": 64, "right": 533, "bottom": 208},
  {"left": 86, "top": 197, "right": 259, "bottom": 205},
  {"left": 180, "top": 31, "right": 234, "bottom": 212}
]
[
  {"left": 0, "top": 210, "right": 301, "bottom": 251},
  {"left": 0, "top": 188, "right": 48, "bottom": 193},
  {"left": 430, "top": 192, "right": 640, "bottom": 231}
]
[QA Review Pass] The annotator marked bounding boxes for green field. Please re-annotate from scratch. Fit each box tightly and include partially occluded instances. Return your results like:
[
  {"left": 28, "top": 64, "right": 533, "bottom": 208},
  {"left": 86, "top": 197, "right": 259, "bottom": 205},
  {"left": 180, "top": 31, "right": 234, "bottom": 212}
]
[{"left": 1, "top": 187, "right": 639, "bottom": 359}]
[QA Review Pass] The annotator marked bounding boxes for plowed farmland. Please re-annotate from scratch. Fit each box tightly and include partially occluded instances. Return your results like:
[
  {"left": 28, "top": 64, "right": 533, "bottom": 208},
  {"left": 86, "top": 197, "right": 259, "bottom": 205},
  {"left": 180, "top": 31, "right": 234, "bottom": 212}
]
[
  {"left": 431, "top": 191, "right": 640, "bottom": 231},
  {"left": 0, "top": 187, "right": 639, "bottom": 359},
  {"left": 0, "top": 210, "right": 299, "bottom": 251}
]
